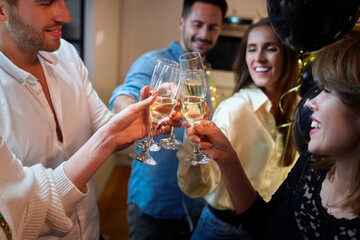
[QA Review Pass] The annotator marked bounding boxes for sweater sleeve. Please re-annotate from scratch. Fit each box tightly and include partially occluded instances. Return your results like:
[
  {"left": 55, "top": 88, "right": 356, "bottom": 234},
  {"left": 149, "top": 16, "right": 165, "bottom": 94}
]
[{"left": 0, "top": 136, "right": 87, "bottom": 239}]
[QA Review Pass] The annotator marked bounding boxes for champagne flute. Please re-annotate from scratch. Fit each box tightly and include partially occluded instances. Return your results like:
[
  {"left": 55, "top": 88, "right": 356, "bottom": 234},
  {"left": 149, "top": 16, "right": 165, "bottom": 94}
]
[
  {"left": 179, "top": 52, "right": 211, "bottom": 165},
  {"left": 135, "top": 58, "right": 179, "bottom": 152},
  {"left": 129, "top": 62, "right": 182, "bottom": 165}
]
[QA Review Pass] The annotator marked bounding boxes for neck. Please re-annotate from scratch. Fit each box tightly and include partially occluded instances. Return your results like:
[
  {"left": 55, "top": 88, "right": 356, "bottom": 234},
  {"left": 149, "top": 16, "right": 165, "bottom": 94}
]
[
  {"left": 332, "top": 161, "right": 353, "bottom": 193},
  {"left": 266, "top": 90, "right": 281, "bottom": 119},
  {"left": 0, "top": 30, "right": 39, "bottom": 69},
  {"left": 179, "top": 42, "right": 207, "bottom": 63}
]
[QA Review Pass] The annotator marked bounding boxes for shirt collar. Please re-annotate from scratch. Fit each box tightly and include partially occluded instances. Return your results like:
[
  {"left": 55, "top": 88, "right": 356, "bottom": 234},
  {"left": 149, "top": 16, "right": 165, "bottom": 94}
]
[
  {"left": 171, "top": 40, "right": 184, "bottom": 57},
  {"left": 0, "top": 50, "right": 58, "bottom": 85},
  {"left": 243, "top": 83, "right": 272, "bottom": 112}
]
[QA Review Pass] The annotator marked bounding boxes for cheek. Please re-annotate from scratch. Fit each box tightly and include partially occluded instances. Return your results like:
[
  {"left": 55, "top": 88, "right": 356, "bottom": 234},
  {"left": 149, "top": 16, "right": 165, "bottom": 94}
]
[
  {"left": 272, "top": 54, "right": 284, "bottom": 73},
  {"left": 245, "top": 54, "right": 252, "bottom": 68}
]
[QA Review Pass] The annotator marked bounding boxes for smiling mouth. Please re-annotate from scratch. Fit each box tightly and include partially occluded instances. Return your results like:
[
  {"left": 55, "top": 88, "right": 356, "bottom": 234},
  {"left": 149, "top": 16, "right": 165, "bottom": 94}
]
[
  {"left": 311, "top": 121, "right": 322, "bottom": 129},
  {"left": 255, "top": 67, "right": 270, "bottom": 72}
]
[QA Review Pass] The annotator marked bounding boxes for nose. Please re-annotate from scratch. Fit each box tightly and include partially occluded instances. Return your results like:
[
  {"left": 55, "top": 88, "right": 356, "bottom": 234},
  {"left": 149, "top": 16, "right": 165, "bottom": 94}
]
[
  {"left": 255, "top": 50, "right": 266, "bottom": 62},
  {"left": 198, "top": 26, "right": 210, "bottom": 40},
  {"left": 306, "top": 95, "right": 318, "bottom": 111},
  {"left": 54, "top": 0, "right": 72, "bottom": 24}
]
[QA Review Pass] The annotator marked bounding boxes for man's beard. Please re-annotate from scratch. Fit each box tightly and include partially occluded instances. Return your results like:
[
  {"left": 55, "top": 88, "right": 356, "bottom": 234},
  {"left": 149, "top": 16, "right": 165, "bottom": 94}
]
[
  {"left": 7, "top": 6, "right": 61, "bottom": 53},
  {"left": 182, "top": 28, "right": 211, "bottom": 58}
]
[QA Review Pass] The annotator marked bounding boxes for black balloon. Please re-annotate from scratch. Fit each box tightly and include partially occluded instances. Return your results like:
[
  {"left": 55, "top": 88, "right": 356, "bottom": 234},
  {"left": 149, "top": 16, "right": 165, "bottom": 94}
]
[
  {"left": 267, "top": 0, "right": 360, "bottom": 52},
  {"left": 299, "top": 63, "right": 316, "bottom": 97},
  {"left": 292, "top": 86, "right": 321, "bottom": 153}
]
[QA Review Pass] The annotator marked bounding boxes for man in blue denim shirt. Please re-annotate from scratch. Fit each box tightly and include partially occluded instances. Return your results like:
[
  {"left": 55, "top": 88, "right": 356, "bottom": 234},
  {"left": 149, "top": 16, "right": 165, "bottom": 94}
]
[{"left": 109, "top": 0, "right": 227, "bottom": 239}]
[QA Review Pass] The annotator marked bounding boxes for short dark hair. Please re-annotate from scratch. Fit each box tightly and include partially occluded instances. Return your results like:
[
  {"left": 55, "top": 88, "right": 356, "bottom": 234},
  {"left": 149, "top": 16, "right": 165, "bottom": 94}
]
[
  {"left": 4, "top": 0, "right": 17, "bottom": 7},
  {"left": 182, "top": 0, "right": 228, "bottom": 20}
]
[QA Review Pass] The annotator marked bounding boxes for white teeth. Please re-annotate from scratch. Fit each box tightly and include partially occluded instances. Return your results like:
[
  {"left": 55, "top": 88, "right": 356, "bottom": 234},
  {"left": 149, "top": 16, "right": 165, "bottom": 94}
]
[
  {"left": 255, "top": 67, "right": 270, "bottom": 72},
  {"left": 311, "top": 121, "right": 322, "bottom": 129}
]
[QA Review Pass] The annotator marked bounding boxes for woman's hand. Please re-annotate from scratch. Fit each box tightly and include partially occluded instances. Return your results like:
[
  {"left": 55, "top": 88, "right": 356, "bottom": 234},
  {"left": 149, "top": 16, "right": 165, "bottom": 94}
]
[
  {"left": 183, "top": 119, "right": 257, "bottom": 213},
  {"left": 183, "top": 120, "right": 236, "bottom": 161}
]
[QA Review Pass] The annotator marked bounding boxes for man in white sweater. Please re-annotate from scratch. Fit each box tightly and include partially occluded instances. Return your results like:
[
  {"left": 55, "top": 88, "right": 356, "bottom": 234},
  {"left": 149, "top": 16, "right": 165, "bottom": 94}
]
[
  {"left": 0, "top": 95, "right": 155, "bottom": 240},
  {"left": 0, "top": 0, "right": 162, "bottom": 239}
]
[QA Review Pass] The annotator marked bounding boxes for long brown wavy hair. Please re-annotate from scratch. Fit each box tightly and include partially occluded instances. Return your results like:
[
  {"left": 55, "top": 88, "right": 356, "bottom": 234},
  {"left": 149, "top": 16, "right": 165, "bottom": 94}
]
[{"left": 232, "top": 18, "right": 299, "bottom": 167}]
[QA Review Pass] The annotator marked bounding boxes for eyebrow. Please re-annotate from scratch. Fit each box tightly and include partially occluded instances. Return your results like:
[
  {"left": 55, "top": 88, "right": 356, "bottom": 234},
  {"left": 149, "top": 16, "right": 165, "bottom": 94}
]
[
  {"left": 247, "top": 41, "right": 280, "bottom": 47},
  {"left": 191, "top": 20, "right": 221, "bottom": 27}
]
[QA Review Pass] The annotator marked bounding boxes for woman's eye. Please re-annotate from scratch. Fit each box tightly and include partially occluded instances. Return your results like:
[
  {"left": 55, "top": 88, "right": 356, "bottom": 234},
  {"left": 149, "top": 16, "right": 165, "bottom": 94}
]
[
  {"left": 323, "top": 88, "right": 331, "bottom": 93},
  {"left": 39, "top": 1, "right": 52, "bottom": 6},
  {"left": 267, "top": 47, "right": 277, "bottom": 52}
]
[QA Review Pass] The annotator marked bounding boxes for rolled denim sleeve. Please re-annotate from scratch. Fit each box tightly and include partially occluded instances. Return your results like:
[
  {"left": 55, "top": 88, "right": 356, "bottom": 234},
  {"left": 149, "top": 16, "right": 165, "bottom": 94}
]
[{"left": 109, "top": 54, "right": 158, "bottom": 110}]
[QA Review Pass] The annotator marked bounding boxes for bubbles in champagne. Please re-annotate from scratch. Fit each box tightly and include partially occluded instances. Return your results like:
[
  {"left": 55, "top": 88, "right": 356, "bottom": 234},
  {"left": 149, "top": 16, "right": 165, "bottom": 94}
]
[
  {"left": 150, "top": 96, "right": 177, "bottom": 123},
  {"left": 180, "top": 96, "right": 205, "bottom": 123}
]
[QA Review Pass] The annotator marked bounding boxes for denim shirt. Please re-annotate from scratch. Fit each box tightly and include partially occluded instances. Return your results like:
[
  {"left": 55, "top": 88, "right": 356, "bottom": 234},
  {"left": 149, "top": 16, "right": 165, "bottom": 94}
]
[{"left": 109, "top": 40, "right": 213, "bottom": 219}]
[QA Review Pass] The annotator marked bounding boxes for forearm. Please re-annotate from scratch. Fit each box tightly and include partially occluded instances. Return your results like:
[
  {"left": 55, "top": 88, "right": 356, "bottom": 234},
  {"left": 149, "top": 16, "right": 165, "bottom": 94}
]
[
  {"left": 216, "top": 149, "right": 257, "bottom": 214},
  {"left": 177, "top": 135, "right": 221, "bottom": 197},
  {"left": 63, "top": 125, "right": 116, "bottom": 192},
  {"left": 112, "top": 95, "right": 137, "bottom": 113}
]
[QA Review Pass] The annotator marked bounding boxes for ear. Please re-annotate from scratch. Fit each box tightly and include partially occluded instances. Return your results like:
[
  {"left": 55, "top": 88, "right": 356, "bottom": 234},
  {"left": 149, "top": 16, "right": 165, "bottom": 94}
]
[
  {"left": 0, "top": 0, "right": 8, "bottom": 23},
  {"left": 178, "top": 16, "right": 184, "bottom": 32}
]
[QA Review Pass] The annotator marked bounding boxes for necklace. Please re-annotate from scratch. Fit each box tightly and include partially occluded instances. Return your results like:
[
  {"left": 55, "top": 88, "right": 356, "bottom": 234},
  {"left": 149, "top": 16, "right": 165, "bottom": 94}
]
[
  {"left": 325, "top": 176, "right": 334, "bottom": 214},
  {"left": 325, "top": 183, "right": 333, "bottom": 214},
  {"left": 324, "top": 175, "right": 356, "bottom": 217}
]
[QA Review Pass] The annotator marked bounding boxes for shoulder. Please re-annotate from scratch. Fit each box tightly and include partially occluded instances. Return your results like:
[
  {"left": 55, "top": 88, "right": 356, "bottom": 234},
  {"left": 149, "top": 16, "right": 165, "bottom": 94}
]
[
  {"left": 212, "top": 91, "right": 253, "bottom": 127},
  {"left": 215, "top": 88, "right": 253, "bottom": 112},
  {"left": 133, "top": 41, "right": 181, "bottom": 66}
]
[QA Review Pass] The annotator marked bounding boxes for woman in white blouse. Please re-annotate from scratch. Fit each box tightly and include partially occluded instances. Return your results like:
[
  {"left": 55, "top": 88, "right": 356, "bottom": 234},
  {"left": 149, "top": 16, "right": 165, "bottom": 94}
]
[{"left": 177, "top": 18, "right": 299, "bottom": 239}]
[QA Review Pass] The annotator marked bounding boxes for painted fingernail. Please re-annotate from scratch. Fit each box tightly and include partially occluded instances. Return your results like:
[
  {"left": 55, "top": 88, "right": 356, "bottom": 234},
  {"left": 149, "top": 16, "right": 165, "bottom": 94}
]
[{"left": 151, "top": 90, "right": 158, "bottom": 97}]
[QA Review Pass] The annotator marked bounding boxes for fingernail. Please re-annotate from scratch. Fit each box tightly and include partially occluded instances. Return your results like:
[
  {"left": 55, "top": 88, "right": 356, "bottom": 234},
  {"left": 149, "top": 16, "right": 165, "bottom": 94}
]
[{"left": 151, "top": 90, "right": 158, "bottom": 97}]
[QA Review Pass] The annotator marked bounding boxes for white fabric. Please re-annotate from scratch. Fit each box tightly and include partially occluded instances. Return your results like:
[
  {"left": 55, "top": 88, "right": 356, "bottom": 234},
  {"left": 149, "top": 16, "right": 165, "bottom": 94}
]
[
  {"left": 177, "top": 84, "right": 296, "bottom": 210},
  {"left": 0, "top": 135, "right": 86, "bottom": 240},
  {"left": 0, "top": 39, "right": 114, "bottom": 239}
]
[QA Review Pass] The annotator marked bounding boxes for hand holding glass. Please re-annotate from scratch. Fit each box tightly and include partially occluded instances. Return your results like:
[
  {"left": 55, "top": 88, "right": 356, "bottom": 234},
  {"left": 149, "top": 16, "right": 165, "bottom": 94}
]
[
  {"left": 179, "top": 52, "right": 211, "bottom": 165},
  {"left": 129, "top": 62, "right": 181, "bottom": 165},
  {"left": 135, "top": 58, "right": 179, "bottom": 152}
]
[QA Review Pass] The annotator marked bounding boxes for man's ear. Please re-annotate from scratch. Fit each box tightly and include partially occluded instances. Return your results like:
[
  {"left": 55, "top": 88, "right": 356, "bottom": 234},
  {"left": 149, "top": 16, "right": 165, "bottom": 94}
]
[
  {"left": 178, "top": 16, "right": 184, "bottom": 32},
  {"left": 0, "top": 0, "right": 8, "bottom": 23}
]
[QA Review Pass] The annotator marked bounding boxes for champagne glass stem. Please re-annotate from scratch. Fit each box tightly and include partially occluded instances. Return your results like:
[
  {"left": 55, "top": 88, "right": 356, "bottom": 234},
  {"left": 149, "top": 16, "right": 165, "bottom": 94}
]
[
  {"left": 192, "top": 144, "right": 203, "bottom": 157},
  {"left": 130, "top": 120, "right": 161, "bottom": 165},
  {"left": 142, "top": 121, "right": 157, "bottom": 151},
  {"left": 169, "top": 127, "right": 176, "bottom": 140},
  {"left": 190, "top": 122, "right": 202, "bottom": 157}
]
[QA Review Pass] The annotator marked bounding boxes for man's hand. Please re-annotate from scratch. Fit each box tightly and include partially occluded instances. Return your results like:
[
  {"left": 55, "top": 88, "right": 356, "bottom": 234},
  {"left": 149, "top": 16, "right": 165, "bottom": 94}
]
[{"left": 107, "top": 86, "right": 156, "bottom": 150}]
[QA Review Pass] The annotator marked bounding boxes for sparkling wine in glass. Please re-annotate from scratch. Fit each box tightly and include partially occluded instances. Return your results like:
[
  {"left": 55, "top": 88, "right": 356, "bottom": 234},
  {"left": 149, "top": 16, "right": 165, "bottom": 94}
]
[
  {"left": 179, "top": 52, "right": 211, "bottom": 165},
  {"left": 129, "top": 62, "right": 181, "bottom": 165},
  {"left": 135, "top": 58, "right": 179, "bottom": 152}
]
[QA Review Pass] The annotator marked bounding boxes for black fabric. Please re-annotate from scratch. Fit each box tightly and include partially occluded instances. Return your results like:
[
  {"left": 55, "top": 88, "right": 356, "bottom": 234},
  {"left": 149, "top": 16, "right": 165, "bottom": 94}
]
[
  {"left": 207, "top": 204, "right": 241, "bottom": 226},
  {"left": 237, "top": 149, "right": 360, "bottom": 239}
]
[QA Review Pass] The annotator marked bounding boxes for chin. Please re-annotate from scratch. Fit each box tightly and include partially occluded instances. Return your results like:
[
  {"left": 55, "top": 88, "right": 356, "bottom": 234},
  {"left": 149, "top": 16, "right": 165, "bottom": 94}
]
[{"left": 307, "top": 141, "right": 317, "bottom": 154}]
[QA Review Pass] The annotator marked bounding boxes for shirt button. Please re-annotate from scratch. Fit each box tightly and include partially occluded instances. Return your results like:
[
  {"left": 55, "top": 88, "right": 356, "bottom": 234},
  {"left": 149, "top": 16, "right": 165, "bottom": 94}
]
[
  {"left": 20, "top": 78, "right": 25, "bottom": 84},
  {"left": 36, "top": 90, "right": 42, "bottom": 95}
]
